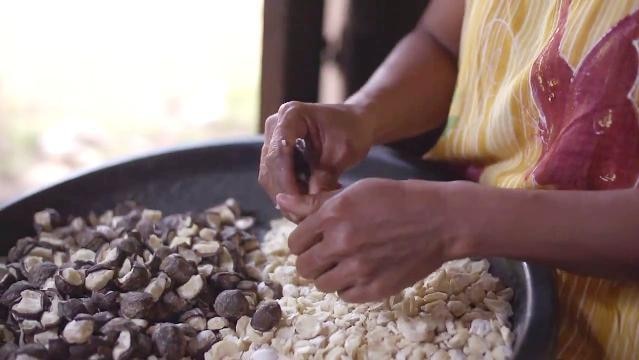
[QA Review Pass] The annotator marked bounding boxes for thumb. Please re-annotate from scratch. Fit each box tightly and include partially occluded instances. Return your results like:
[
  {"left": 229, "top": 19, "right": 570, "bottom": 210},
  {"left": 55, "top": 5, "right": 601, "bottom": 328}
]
[{"left": 276, "top": 190, "right": 339, "bottom": 222}]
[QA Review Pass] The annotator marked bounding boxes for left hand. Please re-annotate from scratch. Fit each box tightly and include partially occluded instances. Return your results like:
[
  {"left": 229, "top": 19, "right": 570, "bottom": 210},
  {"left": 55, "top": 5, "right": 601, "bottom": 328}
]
[{"left": 276, "top": 178, "right": 475, "bottom": 303}]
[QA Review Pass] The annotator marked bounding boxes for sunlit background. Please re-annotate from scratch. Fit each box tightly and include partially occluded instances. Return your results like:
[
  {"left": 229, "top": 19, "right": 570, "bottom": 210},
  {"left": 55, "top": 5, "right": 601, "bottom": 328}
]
[{"left": 0, "top": 1, "right": 263, "bottom": 202}]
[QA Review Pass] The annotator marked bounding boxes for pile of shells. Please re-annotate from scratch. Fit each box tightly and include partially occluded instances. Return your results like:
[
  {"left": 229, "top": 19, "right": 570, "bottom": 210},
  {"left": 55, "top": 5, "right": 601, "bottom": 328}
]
[{"left": 0, "top": 199, "right": 282, "bottom": 360}]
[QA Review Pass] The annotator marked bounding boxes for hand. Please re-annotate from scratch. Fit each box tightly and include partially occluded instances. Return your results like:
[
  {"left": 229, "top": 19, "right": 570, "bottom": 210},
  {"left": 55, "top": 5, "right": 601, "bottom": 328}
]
[
  {"left": 258, "top": 102, "right": 374, "bottom": 211},
  {"left": 277, "top": 179, "right": 476, "bottom": 303}
]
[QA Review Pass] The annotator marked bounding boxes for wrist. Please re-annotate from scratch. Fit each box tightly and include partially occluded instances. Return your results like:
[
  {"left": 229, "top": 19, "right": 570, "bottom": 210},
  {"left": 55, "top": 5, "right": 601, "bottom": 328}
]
[
  {"left": 400, "top": 180, "right": 486, "bottom": 261},
  {"left": 344, "top": 94, "right": 386, "bottom": 145},
  {"left": 439, "top": 181, "right": 486, "bottom": 261},
  {"left": 448, "top": 185, "right": 551, "bottom": 261}
]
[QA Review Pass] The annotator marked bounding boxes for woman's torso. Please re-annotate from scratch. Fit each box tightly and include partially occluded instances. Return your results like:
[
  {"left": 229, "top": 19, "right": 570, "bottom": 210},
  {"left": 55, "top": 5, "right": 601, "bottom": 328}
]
[{"left": 427, "top": 1, "right": 639, "bottom": 358}]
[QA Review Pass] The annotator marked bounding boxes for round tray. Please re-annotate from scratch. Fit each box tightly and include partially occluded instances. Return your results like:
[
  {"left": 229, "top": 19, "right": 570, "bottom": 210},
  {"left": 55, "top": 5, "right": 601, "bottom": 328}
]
[{"left": 0, "top": 137, "right": 556, "bottom": 359}]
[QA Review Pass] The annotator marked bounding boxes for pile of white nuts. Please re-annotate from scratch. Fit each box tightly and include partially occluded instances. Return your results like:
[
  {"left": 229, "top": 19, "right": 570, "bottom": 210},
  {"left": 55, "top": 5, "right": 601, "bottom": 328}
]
[{"left": 238, "top": 219, "right": 515, "bottom": 360}]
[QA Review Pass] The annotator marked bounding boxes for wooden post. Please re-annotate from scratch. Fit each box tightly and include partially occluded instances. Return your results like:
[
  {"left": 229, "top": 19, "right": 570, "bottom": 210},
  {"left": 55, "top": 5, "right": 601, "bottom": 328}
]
[{"left": 260, "top": 0, "right": 325, "bottom": 131}]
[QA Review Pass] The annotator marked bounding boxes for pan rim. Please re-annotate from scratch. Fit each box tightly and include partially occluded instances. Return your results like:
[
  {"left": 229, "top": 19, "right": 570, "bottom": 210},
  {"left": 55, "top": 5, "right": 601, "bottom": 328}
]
[{"left": 0, "top": 136, "right": 267, "bottom": 210}]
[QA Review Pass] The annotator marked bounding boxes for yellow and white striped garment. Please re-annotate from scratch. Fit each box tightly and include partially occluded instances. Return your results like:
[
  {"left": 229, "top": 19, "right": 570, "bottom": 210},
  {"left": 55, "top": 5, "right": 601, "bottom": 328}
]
[{"left": 427, "top": 1, "right": 639, "bottom": 359}]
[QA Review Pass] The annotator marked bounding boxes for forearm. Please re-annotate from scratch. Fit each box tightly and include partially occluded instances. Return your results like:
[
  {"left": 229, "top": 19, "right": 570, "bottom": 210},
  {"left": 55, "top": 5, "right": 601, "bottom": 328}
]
[
  {"left": 345, "top": 29, "right": 458, "bottom": 145},
  {"left": 450, "top": 184, "right": 639, "bottom": 280}
]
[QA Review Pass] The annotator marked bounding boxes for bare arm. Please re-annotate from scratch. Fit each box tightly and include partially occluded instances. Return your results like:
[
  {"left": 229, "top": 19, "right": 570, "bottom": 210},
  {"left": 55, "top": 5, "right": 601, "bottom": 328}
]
[
  {"left": 280, "top": 179, "right": 639, "bottom": 303},
  {"left": 259, "top": 0, "right": 465, "bottom": 203},
  {"left": 346, "top": 0, "right": 464, "bottom": 144},
  {"left": 455, "top": 184, "right": 639, "bottom": 280}
]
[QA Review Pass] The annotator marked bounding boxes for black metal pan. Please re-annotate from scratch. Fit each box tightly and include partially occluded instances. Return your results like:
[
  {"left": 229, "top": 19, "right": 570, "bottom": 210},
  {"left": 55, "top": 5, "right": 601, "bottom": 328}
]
[{"left": 0, "top": 137, "right": 556, "bottom": 359}]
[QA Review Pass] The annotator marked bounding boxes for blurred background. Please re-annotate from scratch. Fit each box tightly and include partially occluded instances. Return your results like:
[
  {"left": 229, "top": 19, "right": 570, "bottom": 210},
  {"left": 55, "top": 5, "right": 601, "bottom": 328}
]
[{"left": 0, "top": 0, "right": 431, "bottom": 204}]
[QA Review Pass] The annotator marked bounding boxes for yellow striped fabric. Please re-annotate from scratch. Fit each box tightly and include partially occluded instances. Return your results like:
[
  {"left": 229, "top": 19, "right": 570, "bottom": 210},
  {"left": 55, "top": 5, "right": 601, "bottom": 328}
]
[{"left": 426, "top": 1, "right": 639, "bottom": 359}]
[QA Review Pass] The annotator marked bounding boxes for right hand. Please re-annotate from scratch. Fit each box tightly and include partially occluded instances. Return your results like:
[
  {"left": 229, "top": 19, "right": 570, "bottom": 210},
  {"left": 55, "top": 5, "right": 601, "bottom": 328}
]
[{"left": 259, "top": 101, "right": 374, "bottom": 218}]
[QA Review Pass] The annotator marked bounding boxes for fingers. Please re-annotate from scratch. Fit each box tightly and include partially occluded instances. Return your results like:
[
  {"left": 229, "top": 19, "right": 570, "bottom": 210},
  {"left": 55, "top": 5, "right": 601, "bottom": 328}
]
[
  {"left": 263, "top": 114, "right": 278, "bottom": 147},
  {"left": 287, "top": 210, "right": 325, "bottom": 255},
  {"left": 338, "top": 286, "right": 373, "bottom": 303},
  {"left": 308, "top": 169, "right": 341, "bottom": 194},
  {"left": 271, "top": 140, "right": 300, "bottom": 198},
  {"left": 338, "top": 265, "right": 421, "bottom": 303},
  {"left": 258, "top": 102, "right": 310, "bottom": 200},
  {"left": 259, "top": 115, "right": 279, "bottom": 201},
  {"left": 276, "top": 190, "right": 339, "bottom": 222},
  {"left": 338, "top": 277, "right": 388, "bottom": 303},
  {"left": 295, "top": 238, "right": 341, "bottom": 280},
  {"left": 272, "top": 102, "right": 309, "bottom": 147},
  {"left": 313, "top": 257, "right": 366, "bottom": 293}
]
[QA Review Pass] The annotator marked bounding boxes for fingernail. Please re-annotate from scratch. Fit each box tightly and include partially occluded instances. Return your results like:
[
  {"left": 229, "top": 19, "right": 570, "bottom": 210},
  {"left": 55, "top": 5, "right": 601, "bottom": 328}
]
[
  {"left": 288, "top": 214, "right": 301, "bottom": 223},
  {"left": 277, "top": 192, "right": 296, "bottom": 204},
  {"left": 275, "top": 193, "right": 284, "bottom": 210},
  {"left": 281, "top": 139, "right": 288, "bottom": 147}
]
